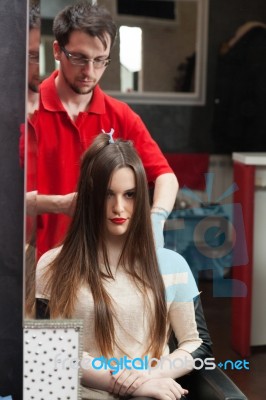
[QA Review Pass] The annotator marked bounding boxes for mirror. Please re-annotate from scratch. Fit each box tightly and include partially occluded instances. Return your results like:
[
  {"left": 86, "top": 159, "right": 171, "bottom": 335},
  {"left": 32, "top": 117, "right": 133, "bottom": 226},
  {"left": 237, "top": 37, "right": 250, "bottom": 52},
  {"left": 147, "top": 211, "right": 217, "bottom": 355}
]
[
  {"left": 22, "top": 0, "right": 266, "bottom": 398},
  {"left": 24, "top": 0, "right": 209, "bottom": 317},
  {"left": 24, "top": 0, "right": 40, "bottom": 319},
  {"left": 40, "top": 0, "right": 209, "bottom": 105}
]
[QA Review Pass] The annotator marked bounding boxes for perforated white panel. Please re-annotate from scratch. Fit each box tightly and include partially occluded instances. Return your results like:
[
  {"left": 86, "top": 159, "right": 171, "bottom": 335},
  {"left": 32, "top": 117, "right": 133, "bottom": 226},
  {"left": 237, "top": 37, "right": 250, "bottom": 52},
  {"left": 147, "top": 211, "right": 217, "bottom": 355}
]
[{"left": 23, "top": 320, "right": 83, "bottom": 400}]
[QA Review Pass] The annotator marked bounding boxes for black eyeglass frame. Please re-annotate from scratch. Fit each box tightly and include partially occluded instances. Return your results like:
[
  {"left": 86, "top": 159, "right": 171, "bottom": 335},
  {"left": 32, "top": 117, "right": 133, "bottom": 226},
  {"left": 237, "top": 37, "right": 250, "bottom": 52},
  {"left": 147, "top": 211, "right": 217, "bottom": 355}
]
[
  {"left": 60, "top": 46, "right": 111, "bottom": 68},
  {"left": 28, "top": 52, "right": 39, "bottom": 65}
]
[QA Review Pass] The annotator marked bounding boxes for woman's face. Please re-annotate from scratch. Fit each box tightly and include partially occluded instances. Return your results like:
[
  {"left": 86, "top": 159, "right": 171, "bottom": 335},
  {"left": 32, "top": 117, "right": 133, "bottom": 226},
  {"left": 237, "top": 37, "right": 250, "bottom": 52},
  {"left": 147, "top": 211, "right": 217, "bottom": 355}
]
[
  {"left": 105, "top": 167, "right": 136, "bottom": 240},
  {"left": 28, "top": 27, "right": 40, "bottom": 93}
]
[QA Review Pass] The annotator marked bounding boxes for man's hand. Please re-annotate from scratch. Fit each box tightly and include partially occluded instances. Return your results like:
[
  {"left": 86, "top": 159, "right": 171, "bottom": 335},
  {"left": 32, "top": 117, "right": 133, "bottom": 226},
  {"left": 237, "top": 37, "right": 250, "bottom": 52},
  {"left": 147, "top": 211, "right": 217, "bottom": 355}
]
[
  {"left": 151, "top": 211, "right": 166, "bottom": 248},
  {"left": 151, "top": 172, "right": 178, "bottom": 248},
  {"left": 26, "top": 190, "right": 37, "bottom": 216}
]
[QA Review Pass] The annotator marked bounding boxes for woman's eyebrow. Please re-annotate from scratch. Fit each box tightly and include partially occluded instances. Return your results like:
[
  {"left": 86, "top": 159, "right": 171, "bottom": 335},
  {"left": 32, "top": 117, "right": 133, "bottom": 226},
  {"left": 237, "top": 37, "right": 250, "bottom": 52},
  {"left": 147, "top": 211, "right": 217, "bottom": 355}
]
[
  {"left": 124, "top": 187, "right": 136, "bottom": 192},
  {"left": 107, "top": 187, "right": 136, "bottom": 193}
]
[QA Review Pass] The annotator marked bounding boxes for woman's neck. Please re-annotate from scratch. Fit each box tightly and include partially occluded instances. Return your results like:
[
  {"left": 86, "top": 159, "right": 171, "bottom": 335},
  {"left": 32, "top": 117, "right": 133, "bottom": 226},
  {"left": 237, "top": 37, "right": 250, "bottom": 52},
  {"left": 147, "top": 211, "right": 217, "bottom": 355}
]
[{"left": 102, "top": 235, "right": 126, "bottom": 267}]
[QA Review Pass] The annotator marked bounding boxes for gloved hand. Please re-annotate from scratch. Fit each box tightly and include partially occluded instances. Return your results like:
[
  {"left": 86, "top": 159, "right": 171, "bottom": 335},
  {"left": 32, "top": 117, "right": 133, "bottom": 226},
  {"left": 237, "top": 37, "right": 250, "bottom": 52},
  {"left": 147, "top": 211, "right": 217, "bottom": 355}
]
[{"left": 151, "top": 212, "right": 166, "bottom": 248}]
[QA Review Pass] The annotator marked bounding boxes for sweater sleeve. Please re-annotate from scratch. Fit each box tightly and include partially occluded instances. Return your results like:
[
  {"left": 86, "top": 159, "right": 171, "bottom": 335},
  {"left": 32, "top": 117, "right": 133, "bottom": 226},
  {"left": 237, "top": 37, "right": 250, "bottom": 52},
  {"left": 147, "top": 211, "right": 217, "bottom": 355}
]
[
  {"left": 157, "top": 248, "right": 213, "bottom": 359},
  {"left": 169, "top": 301, "right": 203, "bottom": 354}
]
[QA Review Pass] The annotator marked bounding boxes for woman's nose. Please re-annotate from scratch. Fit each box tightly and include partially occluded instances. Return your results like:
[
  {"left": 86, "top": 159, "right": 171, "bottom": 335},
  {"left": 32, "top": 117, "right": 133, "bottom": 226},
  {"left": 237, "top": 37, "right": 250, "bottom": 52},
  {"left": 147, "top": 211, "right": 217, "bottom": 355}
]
[{"left": 112, "top": 196, "right": 124, "bottom": 213}]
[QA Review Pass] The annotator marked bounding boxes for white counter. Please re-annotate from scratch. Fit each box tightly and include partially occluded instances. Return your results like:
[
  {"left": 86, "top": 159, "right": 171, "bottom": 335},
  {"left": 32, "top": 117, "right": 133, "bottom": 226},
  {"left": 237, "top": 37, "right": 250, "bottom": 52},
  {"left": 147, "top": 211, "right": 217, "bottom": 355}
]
[
  {"left": 233, "top": 152, "right": 266, "bottom": 347},
  {"left": 233, "top": 152, "right": 266, "bottom": 165}
]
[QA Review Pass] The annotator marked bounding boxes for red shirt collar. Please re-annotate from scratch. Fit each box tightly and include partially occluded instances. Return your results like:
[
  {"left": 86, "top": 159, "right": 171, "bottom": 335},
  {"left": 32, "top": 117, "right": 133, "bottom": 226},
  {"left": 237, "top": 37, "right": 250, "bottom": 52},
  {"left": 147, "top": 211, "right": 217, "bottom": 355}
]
[{"left": 40, "top": 70, "right": 106, "bottom": 115}]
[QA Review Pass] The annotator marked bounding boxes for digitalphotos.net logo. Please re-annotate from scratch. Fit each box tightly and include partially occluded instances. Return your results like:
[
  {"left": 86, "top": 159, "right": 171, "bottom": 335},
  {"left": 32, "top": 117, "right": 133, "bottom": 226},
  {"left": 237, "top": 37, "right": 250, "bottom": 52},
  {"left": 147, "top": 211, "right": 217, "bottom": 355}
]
[
  {"left": 54, "top": 354, "right": 250, "bottom": 375},
  {"left": 163, "top": 173, "right": 248, "bottom": 298}
]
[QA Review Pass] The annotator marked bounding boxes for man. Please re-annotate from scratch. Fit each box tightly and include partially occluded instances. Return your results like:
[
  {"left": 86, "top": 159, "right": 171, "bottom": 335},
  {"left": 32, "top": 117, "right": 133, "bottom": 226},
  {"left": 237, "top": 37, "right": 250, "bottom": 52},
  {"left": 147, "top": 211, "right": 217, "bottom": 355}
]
[
  {"left": 33, "top": 1, "right": 178, "bottom": 258},
  {"left": 20, "top": 0, "right": 40, "bottom": 166},
  {"left": 21, "top": 1, "right": 40, "bottom": 236},
  {"left": 28, "top": 0, "right": 40, "bottom": 117}
]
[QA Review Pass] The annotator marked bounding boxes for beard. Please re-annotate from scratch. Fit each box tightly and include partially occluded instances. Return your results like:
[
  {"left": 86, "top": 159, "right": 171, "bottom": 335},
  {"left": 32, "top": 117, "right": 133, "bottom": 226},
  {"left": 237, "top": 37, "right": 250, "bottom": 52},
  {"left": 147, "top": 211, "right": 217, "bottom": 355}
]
[
  {"left": 28, "top": 82, "right": 39, "bottom": 93},
  {"left": 69, "top": 82, "right": 94, "bottom": 95},
  {"left": 61, "top": 68, "right": 96, "bottom": 95}
]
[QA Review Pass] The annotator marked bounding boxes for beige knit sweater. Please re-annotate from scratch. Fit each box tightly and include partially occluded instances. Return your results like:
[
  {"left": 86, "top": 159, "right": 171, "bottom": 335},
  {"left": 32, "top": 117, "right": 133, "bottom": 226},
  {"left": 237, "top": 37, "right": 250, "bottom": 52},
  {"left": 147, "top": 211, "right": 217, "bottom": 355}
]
[{"left": 36, "top": 247, "right": 202, "bottom": 399}]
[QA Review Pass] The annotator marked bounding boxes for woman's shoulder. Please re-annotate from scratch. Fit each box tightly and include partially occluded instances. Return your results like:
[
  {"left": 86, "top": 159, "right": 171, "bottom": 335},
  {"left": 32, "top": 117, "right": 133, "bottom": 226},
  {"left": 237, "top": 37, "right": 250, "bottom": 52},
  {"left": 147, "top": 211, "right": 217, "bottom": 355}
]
[
  {"left": 156, "top": 247, "right": 191, "bottom": 275},
  {"left": 37, "top": 246, "right": 63, "bottom": 271},
  {"left": 156, "top": 248, "right": 199, "bottom": 302}
]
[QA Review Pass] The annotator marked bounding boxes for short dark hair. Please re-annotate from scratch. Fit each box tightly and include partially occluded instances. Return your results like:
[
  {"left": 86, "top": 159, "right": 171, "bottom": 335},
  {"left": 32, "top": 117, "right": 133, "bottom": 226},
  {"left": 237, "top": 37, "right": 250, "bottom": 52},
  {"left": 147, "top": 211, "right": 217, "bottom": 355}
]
[
  {"left": 53, "top": 1, "right": 117, "bottom": 50},
  {"left": 29, "top": 0, "right": 40, "bottom": 31}
]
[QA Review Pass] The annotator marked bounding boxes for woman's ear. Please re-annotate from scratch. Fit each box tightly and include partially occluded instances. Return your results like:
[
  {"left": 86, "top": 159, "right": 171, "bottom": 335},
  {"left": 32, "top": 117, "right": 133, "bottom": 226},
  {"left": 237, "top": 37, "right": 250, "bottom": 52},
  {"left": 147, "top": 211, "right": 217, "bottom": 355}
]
[{"left": 53, "top": 40, "right": 61, "bottom": 62}]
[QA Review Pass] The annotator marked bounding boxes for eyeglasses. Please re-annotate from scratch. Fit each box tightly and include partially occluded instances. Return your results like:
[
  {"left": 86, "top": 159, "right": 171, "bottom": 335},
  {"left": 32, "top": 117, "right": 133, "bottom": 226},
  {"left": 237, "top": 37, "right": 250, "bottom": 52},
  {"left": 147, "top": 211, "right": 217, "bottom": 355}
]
[
  {"left": 28, "top": 52, "right": 39, "bottom": 65},
  {"left": 61, "top": 47, "right": 111, "bottom": 68}
]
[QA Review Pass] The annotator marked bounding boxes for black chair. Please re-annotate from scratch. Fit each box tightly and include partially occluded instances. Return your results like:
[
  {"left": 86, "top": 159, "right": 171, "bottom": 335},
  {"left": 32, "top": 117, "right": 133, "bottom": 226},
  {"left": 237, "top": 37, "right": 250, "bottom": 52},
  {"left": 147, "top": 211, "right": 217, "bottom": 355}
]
[
  {"left": 36, "top": 297, "right": 248, "bottom": 399},
  {"left": 186, "top": 366, "right": 248, "bottom": 400},
  {"left": 174, "top": 297, "right": 248, "bottom": 400}
]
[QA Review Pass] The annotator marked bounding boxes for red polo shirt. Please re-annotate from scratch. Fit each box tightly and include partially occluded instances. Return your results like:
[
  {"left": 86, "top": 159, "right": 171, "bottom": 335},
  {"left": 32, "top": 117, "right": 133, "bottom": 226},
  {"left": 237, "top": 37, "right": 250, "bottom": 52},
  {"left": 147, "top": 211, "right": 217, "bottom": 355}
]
[{"left": 34, "top": 70, "right": 172, "bottom": 258}]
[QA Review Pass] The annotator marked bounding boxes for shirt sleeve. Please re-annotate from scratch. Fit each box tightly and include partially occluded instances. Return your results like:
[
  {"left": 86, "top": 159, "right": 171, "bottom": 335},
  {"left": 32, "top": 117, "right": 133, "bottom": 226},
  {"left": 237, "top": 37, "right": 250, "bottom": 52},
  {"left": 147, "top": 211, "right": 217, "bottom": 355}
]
[{"left": 121, "top": 107, "right": 174, "bottom": 183}]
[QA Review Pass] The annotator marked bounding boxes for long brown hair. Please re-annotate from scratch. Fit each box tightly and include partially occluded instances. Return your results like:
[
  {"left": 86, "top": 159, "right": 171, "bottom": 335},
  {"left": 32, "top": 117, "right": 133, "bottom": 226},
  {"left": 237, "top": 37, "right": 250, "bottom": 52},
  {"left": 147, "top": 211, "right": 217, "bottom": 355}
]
[{"left": 45, "top": 134, "right": 167, "bottom": 358}]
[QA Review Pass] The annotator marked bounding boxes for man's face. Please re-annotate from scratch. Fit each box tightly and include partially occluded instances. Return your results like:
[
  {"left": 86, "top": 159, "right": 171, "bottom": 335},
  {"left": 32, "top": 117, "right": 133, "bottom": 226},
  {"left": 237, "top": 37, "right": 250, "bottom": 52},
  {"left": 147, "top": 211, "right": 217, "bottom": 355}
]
[
  {"left": 54, "top": 30, "right": 111, "bottom": 95},
  {"left": 28, "top": 27, "right": 40, "bottom": 93}
]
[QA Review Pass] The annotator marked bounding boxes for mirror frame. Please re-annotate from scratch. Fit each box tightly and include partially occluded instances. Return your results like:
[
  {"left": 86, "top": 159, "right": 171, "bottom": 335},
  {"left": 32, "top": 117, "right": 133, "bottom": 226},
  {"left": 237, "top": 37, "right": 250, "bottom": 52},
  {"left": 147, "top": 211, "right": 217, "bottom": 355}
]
[{"left": 105, "top": 0, "right": 209, "bottom": 105}]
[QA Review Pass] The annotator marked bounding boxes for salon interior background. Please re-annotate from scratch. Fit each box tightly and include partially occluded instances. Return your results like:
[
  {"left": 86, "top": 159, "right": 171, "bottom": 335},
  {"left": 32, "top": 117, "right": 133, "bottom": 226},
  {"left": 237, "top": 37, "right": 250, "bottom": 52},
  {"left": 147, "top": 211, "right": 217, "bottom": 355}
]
[
  {"left": 132, "top": 0, "right": 266, "bottom": 154},
  {"left": 0, "top": 0, "right": 266, "bottom": 398},
  {"left": 42, "top": 0, "right": 266, "bottom": 153}
]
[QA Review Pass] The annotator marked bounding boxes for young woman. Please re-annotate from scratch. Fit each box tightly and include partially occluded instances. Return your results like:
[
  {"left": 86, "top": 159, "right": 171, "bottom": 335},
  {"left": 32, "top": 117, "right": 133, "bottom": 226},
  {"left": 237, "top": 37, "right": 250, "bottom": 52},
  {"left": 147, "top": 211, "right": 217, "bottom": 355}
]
[{"left": 36, "top": 133, "right": 204, "bottom": 400}]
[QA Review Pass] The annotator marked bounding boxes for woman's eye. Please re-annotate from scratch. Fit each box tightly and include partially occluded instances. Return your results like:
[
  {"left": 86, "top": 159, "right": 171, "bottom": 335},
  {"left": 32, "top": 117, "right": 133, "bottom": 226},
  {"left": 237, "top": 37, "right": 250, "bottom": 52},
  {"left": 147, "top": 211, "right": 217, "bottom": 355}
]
[{"left": 125, "top": 191, "right": 135, "bottom": 199}]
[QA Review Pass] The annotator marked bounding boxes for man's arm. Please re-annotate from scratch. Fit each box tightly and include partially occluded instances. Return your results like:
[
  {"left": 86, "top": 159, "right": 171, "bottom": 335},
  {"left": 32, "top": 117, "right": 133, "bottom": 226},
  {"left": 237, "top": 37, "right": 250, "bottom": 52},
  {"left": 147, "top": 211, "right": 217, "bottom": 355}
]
[
  {"left": 150, "top": 173, "right": 178, "bottom": 248},
  {"left": 37, "top": 193, "right": 76, "bottom": 215},
  {"left": 152, "top": 173, "right": 178, "bottom": 213},
  {"left": 26, "top": 191, "right": 77, "bottom": 217}
]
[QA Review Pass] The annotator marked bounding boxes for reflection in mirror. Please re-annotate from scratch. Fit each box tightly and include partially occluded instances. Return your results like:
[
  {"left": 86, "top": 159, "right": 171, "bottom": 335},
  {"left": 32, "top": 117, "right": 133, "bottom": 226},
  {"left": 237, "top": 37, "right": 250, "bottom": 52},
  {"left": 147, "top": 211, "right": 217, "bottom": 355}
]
[
  {"left": 41, "top": 0, "right": 209, "bottom": 104},
  {"left": 24, "top": 0, "right": 208, "bottom": 317},
  {"left": 100, "top": 0, "right": 198, "bottom": 92},
  {"left": 24, "top": 0, "right": 40, "bottom": 319},
  {"left": 23, "top": 2, "right": 206, "bottom": 398},
  {"left": 28, "top": 1, "right": 40, "bottom": 117}
]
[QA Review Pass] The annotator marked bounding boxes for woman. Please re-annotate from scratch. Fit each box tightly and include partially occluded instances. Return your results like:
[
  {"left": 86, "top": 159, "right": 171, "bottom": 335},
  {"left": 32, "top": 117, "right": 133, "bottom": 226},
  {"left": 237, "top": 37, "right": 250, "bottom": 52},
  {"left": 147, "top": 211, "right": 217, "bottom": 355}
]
[{"left": 36, "top": 133, "right": 204, "bottom": 399}]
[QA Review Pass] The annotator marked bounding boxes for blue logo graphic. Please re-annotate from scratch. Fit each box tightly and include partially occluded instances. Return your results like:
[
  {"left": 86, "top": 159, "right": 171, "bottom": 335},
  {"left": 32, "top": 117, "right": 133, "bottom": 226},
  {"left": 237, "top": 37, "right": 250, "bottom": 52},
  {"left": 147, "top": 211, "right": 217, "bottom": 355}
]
[
  {"left": 164, "top": 173, "right": 248, "bottom": 297},
  {"left": 217, "top": 359, "right": 250, "bottom": 370}
]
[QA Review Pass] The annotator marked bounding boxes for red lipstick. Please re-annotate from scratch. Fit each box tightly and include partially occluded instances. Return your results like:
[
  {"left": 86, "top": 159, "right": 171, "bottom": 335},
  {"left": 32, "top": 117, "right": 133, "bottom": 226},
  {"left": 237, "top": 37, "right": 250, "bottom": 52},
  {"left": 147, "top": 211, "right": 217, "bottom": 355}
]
[{"left": 110, "top": 218, "right": 127, "bottom": 224}]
